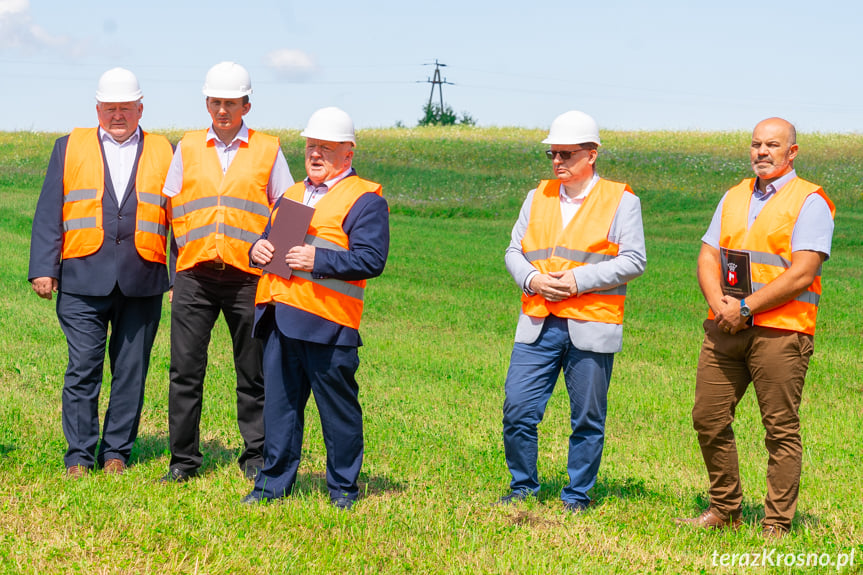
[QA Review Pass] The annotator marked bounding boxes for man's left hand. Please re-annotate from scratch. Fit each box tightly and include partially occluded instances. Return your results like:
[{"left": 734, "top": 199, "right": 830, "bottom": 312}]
[
  {"left": 714, "top": 295, "right": 750, "bottom": 335},
  {"left": 286, "top": 244, "right": 315, "bottom": 272},
  {"left": 548, "top": 270, "right": 578, "bottom": 297}
]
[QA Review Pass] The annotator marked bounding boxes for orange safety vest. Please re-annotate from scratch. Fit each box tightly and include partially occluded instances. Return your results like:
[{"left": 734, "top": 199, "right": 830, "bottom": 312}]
[
  {"left": 255, "top": 176, "right": 383, "bottom": 329},
  {"left": 521, "top": 178, "right": 632, "bottom": 325},
  {"left": 716, "top": 177, "right": 835, "bottom": 335},
  {"left": 61, "top": 127, "right": 173, "bottom": 262},
  {"left": 171, "top": 129, "right": 280, "bottom": 275}
]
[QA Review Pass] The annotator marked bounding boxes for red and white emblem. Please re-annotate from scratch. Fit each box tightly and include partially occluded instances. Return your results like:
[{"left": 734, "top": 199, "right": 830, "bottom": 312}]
[{"left": 726, "top": 262, "right": 738, "bottom": 286}]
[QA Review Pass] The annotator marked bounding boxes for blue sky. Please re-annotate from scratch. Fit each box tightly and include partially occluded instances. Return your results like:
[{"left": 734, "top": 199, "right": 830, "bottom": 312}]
[{"left": 1, "top": 0, "right": 860, "bottom": 134}]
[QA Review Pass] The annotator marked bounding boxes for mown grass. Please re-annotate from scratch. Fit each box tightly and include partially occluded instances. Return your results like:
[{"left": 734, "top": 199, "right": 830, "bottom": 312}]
[{"left": 0, "top": 128, "right": 861, "bottom": 574}]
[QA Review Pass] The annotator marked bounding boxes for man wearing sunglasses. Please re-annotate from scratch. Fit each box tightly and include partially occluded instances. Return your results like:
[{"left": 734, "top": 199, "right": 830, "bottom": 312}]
[{"left": 497, "top": 110, "right": 646, "bottom": 513}]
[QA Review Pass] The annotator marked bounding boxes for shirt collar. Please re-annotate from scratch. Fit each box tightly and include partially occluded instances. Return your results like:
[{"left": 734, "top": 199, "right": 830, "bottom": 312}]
[
  {"left": 98, "top": 126, "right": 141, "bottom": 147},
  {"left": 304, "top": 166, "right": 355, "bottom": 191},
  {"left": 560, "top": 173, "right": 599, "bottom": 204},
  {"left": 754, "top": 169, "right": 796, "bottom": 199},
  {"left": 206, "top": 122, "right": 249, "bottom": 146}
]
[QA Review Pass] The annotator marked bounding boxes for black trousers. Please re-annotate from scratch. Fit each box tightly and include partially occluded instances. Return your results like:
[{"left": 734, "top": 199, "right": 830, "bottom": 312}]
[{"left": 168, "top": 265, "right": 265, "bottom": 474}]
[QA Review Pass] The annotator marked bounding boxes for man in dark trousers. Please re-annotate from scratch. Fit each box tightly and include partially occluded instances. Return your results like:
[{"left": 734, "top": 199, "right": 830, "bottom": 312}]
[
  {"left": 244, "top": 107, "right": 389, "bottom": 509},
  {"left": 160, "top": 62, "right": 293, "bottom": 483},
  {"left": 28, "top": 68, "right": 173, "bottom": 477}
]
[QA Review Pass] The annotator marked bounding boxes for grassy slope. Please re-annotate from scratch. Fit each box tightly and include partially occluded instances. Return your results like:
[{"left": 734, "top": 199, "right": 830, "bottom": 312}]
[{"left": 0, "top": 128, "right": 861, "bottom": 574}]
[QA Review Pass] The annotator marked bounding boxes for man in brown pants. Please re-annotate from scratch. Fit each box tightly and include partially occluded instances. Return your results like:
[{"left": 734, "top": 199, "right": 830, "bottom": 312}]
[{"left": 676, "top": 117, "right": 835, "bottom": 538}]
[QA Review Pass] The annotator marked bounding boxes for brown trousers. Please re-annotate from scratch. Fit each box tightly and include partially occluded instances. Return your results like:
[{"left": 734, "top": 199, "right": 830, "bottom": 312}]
[{"left": 693, "top": 319, "right": 813, "bottom": 530}]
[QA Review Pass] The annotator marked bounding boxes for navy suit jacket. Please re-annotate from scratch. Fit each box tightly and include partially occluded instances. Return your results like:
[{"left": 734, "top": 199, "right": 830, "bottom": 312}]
[
  {"left": 251, "top": 175, "right": 390, "bottom": 347},
  {"left": 28, "top": 130, "right": 170, "bottom": 298}
]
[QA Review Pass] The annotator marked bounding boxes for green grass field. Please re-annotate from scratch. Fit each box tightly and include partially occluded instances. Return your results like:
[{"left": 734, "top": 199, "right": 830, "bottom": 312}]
[{"left": 0, "top": 128, "right": 861, "bottom": 574}]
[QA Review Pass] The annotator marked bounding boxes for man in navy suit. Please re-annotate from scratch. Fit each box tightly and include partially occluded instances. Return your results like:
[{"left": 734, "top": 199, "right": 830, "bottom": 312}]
[
  {"left": 244, "top": 107, "right": 389, "bottom": 509},
  {"left": 28, "top": 68, "right": 174, "bottom": 478}
]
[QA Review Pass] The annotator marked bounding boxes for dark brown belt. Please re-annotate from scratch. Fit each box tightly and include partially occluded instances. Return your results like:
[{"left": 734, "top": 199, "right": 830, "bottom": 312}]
[{"left": 198, "top": 260, "right": 227, "bottom": 270}]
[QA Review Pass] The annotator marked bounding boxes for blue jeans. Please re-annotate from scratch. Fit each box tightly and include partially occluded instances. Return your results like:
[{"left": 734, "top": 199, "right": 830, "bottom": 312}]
[{"left": 502, "top": 315, "right": 613, "bottom": 506}]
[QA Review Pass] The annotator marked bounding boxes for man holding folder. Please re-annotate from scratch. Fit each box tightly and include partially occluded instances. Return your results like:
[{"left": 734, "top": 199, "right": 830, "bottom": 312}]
[{"left": 245, "top": 107, "right": 390, "bottom": 509}]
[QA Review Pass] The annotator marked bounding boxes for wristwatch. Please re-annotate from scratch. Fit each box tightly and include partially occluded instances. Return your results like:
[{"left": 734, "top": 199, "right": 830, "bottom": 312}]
[{"left": 739, "top": 299, "right": 752, "bottom": 318}]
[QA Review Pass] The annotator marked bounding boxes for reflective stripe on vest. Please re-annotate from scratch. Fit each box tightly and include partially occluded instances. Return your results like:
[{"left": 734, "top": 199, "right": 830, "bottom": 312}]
[
  {"left": 171, "top": 129, "right": 280, "bottom": 275},
  {"left": 255, "top": 176, "right": 383, "bottom": 329},
  {"left": 520, "top": 178, "right": 632, "bottom": 325},
  {"left": 525, "top": 246, "right": 618, "bottom": 266},
  {"left": 133, "top": 134, "right": 174, "bottom": 263},
  {"left": 137, "top": 192, "right": 169, "bottom": 237},
  {"left": 720, "top": 247, "right": 823, "bottom": 307},
  {"left": 62, "top": 128, "right": 172, "bottom": 262},
  {"left": 64, "top": 216, "right": 98, "bottom": 230},
  {"left": 175, "top": 222, "right": 263, "bottom": 247},
  {"left": 62, "top": 129, "right": 105, "bottom": 258},
  {"left": 715, "top": 177, "right": 835, "bottom": 335}
]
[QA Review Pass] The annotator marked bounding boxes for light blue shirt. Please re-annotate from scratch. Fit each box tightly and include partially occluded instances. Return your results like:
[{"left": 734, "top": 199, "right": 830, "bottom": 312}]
[
  {"left": 302, "top": 167, "right": 354, "bottom": 207},
  {"left": 505, "top": 177, "right": 647, "bottom": 354},
  {"left": 701, "top": 170, "right": 834, "bottom": 259}
]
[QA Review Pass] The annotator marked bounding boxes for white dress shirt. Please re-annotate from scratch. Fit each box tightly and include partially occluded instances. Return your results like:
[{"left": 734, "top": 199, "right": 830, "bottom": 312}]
[
  {"left": 99, "top": 127, "right": 140, "bottom": 205},
  {"left": 559, "top": 173, "right": 599, "bottom": 229},
  {"left": 162, "top": 122, "right": 293, "bottom": 203}
]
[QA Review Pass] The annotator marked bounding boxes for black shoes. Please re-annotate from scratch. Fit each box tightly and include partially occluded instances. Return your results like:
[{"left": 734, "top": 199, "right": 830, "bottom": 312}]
[
  {"left": 161, "top": 464, "right": 259, "bottom": 482},
  {"left": 494, "top": 490, "right": 533, "bottom": 505},
  {"left": 160, "top": 467, "right": 196, "bottom": 484},
  {"left": 240, "top": 491, "right": 355, "bottom": 509},
  {"left": 243, "top": 464, "right": 260, "bottom": 481},
  {"left": 563, "top": 501, "right": 588, "bottom": 514},
  {"left": 495, "top": 490, "right": 587, "bottom": 513},
  {"left": 331, "top": 496, "right": 355, "bottom": 511},
  {"left": 239, "top": 487, "right": 356, "bottom": 509},
  {"left": 241, "top": 490, "right": 268, "bottom": 505}
]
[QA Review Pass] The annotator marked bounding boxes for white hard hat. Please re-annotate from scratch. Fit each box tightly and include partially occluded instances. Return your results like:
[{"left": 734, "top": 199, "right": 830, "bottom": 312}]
[
  {"left": 95, "top": 68, "right": 142, "bottom": 103},
  {"left": 202, "top": 61, "right": 253, "bottom": 98},
  {"left": 542, "top": 110, "right": 601, "bottom": 146},
  {"left": 300, "top": 107, "right": 356, "bottom": 145}
]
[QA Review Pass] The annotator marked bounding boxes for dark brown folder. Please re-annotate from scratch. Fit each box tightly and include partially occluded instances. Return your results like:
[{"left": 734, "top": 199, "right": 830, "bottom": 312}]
[{"left": 262, "top": 198, "right": 315, "bottom": 280}]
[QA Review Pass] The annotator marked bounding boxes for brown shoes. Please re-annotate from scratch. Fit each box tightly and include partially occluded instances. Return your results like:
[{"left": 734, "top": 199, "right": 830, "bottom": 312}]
[
  {"left": 675, "top": 509, "right": 743, "bottom": 530},
  {"left": 66, "top": 464, "right": 90, "bottom": 479},
  {"left": 762, "top": 524, "right": 788, "bottom": 539},
  {"left": 103, "top": 459, "right": 127, "bottom": 475},
  {"left": 65, "top": 461, "right": 128, "bottom": 478}
]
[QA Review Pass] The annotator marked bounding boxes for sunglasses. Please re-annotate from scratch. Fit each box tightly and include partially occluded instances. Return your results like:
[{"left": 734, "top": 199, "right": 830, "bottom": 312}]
[{"left": 545, "top": 149, "right": 590, "bottom": 161}]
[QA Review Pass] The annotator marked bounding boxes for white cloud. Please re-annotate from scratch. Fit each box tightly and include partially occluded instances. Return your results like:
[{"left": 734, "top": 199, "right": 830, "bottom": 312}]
[
  {"left": 265, "top": 48, "right": 317, "bottom": 81},
  {"left": 0, "top": 0, "right": 73, "bottom": 52},
  {"left": 0, "top": 0, "right": 27, "bottom": 13}
]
